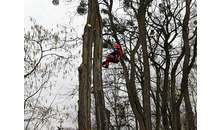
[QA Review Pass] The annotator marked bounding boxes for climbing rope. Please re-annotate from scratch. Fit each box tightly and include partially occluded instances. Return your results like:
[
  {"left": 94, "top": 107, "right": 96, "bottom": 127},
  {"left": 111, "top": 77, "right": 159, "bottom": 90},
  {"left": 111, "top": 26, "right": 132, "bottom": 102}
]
[{"left": 116, "top": 63, "right": 121, "bottom": 115}]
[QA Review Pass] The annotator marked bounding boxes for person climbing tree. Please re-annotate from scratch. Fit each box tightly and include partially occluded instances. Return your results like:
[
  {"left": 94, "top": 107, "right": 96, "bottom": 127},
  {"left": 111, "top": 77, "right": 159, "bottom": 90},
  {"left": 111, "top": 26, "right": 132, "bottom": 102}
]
[{"left": 102, "top": 44, "right": 122, "bottom": 68}]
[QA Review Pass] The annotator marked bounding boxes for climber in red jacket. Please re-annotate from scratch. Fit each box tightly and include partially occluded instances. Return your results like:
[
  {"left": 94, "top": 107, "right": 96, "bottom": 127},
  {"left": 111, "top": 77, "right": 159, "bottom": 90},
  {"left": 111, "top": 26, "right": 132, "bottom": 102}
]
[{"left": 102, "top": 44, "right": 122, "bottom": 68}]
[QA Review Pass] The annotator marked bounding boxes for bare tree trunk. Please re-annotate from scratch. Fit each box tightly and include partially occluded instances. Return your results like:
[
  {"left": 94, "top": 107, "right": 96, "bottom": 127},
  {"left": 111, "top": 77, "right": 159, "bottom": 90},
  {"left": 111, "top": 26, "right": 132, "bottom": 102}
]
[
  {"left": 171, "top": 49, "right": 185, "bottom": 130},
  {"left": 155, "top": 67, "right": 161, "bottom": 130},
  {"left": 137, "top": 0, "right": 153, "bottom": 129},
  {"left": 78, "top": 0, "right": 97, "bottom": 129},
  {"left": 181, "top": 0, "right": 196, "bottom": 129},
  {"left": 161, "top": 39, "right": 170, "bottom": 130},
  {"left": 78, "top": 23, "right": 92, "bottom": 130},
  {"left": 93, "top": 0, "right": 110, "bottom": 129}
]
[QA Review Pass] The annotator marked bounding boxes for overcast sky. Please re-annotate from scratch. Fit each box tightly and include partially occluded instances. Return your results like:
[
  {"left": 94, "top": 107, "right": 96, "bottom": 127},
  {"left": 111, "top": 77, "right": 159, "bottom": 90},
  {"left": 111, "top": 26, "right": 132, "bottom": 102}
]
[
  {"left": 23, "top": 0, "right": 84, "bottom": 129},
  {"left": 24, "top": 0, "right": 86, "bottom": 35},
  {"left": 24, "top": 0, "right": 70, "bottom": 29}
]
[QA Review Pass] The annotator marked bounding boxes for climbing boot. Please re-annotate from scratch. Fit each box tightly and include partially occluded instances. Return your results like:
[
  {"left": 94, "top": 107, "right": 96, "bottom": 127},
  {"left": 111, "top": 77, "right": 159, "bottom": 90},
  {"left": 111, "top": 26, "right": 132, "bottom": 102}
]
[{"left": 103, "top": 65, "right": 109, "bottom": 68}]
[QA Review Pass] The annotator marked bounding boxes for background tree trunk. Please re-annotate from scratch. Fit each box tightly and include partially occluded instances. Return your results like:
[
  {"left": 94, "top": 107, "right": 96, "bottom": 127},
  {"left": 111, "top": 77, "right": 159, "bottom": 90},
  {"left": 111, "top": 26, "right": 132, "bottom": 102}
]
[
  {"left": 181, "top": 0, "right": 196, "bottom": 129},
  {"left": 137, "top": 0, "right": 153, "bottom": 129},
  {"left": 171, "top": 49, "right": 185, "bottom": 130}
]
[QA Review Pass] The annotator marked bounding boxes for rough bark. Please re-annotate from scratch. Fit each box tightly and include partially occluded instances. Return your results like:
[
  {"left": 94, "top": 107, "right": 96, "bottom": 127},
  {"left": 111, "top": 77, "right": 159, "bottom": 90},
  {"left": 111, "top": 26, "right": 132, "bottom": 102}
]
[
  {"left": 171, "top": 49, "right": 185, "bottom": 130},
  {"left": 155, "top": 67, "right": 161, "bottom": 130},
  {"left": 78, "top": 24, "right": 92, "bottom": 130},
  {"left": 93, "top": 0, "right": 110, "bottom": 129},
  {"left": 161, "top": 39, "right": 170, "bottom": 130},
  {"left": 137, "top": 0, "right": 153, "bottom": 129},
  {"left": 78, "top": 0, "right": 97, "bottom": 129},
  {"left": 181, "top": 0, "right": 196, "bottom": 129}
]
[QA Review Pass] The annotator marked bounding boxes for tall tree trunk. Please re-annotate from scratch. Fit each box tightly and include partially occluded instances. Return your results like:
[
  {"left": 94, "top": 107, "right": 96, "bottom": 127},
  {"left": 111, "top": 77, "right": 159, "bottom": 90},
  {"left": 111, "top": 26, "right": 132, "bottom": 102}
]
[
  {"left": 93, "top": 0, "right": 110, "bottom": 129},
  {"left": 155, "top": 67, "right": 161, "bottom": 130},
  {"left": 171, "top": 49, "right": 185, "bottom": 130},
  {"left": 78, "top": 19, "right": 93, "bottom": 130},
  {"left": 130, "top": 41, "right": 145, "bottom": 130},
  {"left": 182, "top": 0, "right": 195, "bottom": 129},
  {"left": 161, "top": 40, "right": 170, "bottom": 130},
  {"left": 137, "top": 0, "right": 153, "bottom": 129},
  {"left": 78, "top": 0, "right": 97, "bottom": 129}
]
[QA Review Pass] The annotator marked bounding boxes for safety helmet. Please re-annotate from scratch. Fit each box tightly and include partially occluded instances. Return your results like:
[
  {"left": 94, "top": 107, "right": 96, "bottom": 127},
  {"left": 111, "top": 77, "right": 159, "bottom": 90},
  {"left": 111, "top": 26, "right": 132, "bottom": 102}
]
[{"left": 115, "top": 44, "right": 120, "bottom": 49}]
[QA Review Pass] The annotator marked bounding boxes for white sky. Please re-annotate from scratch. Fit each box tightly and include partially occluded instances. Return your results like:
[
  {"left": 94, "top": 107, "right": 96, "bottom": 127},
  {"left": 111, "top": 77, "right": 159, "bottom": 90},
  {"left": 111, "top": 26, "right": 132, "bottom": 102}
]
[
  {"left": 24, "top": 0, "right": 86, "bottom": 34},
  {"left": 24, "top": 0, "right": 64, "bottom": 27},
  {"left": 23, "top": 1, "right": 85, "bottom": 129}
]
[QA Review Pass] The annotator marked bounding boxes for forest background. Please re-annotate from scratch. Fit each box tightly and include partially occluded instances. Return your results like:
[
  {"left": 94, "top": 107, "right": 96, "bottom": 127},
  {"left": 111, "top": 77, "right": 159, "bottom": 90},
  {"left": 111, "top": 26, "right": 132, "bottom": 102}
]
[{"left": 24, "top": 0, "right": 197, "bottom": 129}]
